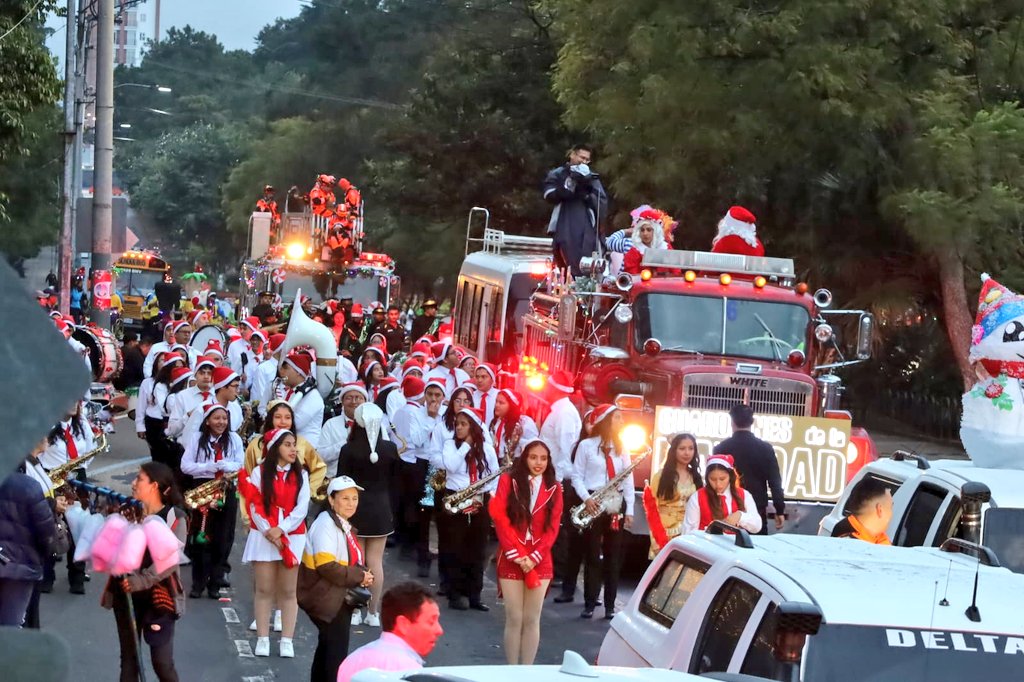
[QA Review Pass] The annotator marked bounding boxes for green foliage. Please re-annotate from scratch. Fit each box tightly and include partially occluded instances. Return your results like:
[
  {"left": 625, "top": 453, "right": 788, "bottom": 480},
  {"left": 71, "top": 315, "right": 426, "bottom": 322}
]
[{"left": 0, "top": 106, "right": 62, "bottom": 261}]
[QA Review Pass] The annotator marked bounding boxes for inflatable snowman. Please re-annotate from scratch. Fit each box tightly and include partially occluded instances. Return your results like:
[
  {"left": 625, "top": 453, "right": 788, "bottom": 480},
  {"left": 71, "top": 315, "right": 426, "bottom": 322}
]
[{"left": 960, "top": 273, "right": 1024, "bottom": 468}]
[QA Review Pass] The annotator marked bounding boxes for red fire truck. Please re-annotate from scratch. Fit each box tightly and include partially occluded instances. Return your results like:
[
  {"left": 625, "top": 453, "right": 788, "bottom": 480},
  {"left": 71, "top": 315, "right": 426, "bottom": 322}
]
[{"left": 462, "top": 239, "right": 879, "bottom": 535}]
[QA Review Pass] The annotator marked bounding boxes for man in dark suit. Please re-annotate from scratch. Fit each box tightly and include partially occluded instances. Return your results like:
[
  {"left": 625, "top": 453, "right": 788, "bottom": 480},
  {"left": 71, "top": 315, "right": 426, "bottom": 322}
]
[{"left": 713, "top": 404, "right": 786, "bottom": 534}]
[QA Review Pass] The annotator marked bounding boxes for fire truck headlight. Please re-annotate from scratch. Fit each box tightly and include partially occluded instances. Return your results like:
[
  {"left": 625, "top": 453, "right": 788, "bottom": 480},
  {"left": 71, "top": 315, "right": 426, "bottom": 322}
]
[
  {"left": 285, "top": 242, "right": 306, "bottom": 259},
  {"left": 620, "top": 424, "right": 648, "bottom": 453},
  {"left": 815, "top": 323, "right": 834, "bottom": 344},
  {"left": 614, "top": 304, "right": 633, "bottom": 324}
]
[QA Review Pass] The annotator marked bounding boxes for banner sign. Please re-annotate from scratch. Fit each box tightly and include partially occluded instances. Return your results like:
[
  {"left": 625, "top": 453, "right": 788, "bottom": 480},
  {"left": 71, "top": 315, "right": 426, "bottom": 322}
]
[
  {"left": 92, "top": 270, "right": 112, "bottom": 310},
  {"left": 653, "top": 406, "right": 853, "bottom": 503}
]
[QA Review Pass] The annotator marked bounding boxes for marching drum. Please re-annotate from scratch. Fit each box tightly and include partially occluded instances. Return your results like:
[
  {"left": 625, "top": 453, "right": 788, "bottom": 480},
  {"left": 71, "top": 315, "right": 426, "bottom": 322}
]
[
  {"left": 72, "top": 326, "right": 123, "bottom": 382},
  {"left": 189, "top": 323, "right": 227, "bottom": 353}
]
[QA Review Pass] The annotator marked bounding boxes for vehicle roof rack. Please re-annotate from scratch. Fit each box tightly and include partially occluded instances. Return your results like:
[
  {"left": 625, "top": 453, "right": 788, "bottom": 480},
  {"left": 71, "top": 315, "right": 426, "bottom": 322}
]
[
  {"left": 939, "top": 538, "right": 1001, "bottom": 567},
  {"left": 891, "top": 450, "right": 930, "bottom": 469},
  {"left": 705, "top": 520, "right": 755, "bottom": 548},
  {"left": 641, "top": 249, "right": 796, "bottom": 283},
  {"left": 481, "top": 228, "right": 552, "bottom": 256}
]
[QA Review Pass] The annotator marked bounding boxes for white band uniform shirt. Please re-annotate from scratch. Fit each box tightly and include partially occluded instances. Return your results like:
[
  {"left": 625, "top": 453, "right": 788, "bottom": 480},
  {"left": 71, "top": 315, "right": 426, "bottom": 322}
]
[
  {"left": 539, "top": 396, "right": 583, "bottom": 482},
  {"left": 440, "top": 439, "right": 500, "bottom": 493},
  {"left": 682, "top": 487, "right": 762, "bottom": 535},
  {"left": 571, "top": 437, "right": 635, "bottom": 517}
]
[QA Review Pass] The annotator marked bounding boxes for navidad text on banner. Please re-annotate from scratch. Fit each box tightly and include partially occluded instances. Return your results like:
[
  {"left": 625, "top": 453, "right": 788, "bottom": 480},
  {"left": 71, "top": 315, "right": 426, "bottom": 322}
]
[{"left": 653, "top": 406, "right": 853, "bottom": 503}]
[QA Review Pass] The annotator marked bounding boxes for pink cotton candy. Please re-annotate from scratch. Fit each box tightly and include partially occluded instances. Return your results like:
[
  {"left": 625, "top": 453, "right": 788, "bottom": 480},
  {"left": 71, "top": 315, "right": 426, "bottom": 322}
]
[
  {"left": 110, "top": 525, "right": 147, "bottom": 575},
  {"left": 143, "top": 516, "right": 183, "bottom": 574},
  {"left": 90, "top": 515, "right": 128, "bottom": 573},
  {"left": 74, "top": 512, "right": 106, "bottom": 563}
]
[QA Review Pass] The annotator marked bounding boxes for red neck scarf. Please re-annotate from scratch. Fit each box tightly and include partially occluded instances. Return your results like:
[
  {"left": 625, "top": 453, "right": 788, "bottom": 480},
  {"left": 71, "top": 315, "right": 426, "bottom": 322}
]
[
  {"left": 346, "top": 528, "right": 364, "bottom": 566},
  {"left": 64, "top": 426, "right": 79, "bottom": 460}
]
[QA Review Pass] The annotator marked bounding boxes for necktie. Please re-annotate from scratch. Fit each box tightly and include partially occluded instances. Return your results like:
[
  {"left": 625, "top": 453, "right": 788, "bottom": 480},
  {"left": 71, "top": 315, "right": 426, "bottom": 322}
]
[
  {"left": 372, "top": 385, "right": 379, "bottom": 400},
  {"left": 720, "top": 494, "right": 729, "bottom": 515},
  {"left": 213, "top": 443, "right": 225, "bottom": 479},
  {"left": 480, "top": 392, "right": 488, "bottom": 419},
  {"left": 200, "top": 391, "right": 210, "bottom": 400},
  {"left": 64, "top": 427, "right": 79, "bottom": 460},
  {"left": 346, "top": 419, "right": 354, "bottom": 429},
  {"left": 603, "top": 446, "right": 616, "bottom": 482},
  {"left": 285, "top": 387, "right": 294, "bottom": 400}
]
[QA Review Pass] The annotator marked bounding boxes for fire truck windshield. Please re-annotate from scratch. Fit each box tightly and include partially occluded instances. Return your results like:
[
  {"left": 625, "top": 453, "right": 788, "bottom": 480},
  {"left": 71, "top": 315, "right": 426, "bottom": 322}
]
[{"left": 633, "top": 293, "right": 810, "bottom": 362}]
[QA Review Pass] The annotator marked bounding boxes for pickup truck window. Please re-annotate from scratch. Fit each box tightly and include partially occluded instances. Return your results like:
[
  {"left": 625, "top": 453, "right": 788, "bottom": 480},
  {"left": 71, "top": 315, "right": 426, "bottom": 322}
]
[
  {"left": 841, "top": 473, "right": 902, "bottom": 515},
  {"left": 639, "top": 553, "right": 709, "bottom": 628},
  {"left": 740, "top": 603, "right": 779, "bottom": 677},
  {"left": 803, "top": 624, "right": 1024, "bottom": 681},
  {"left": 984, "top": 508, "right": 1024, "bottom": 573},
  {"left": 690, "top": 578, "right": 762, "bottom": 675},
  {"left": 895, "top": 483, "right": 947, "bottom": 546}
]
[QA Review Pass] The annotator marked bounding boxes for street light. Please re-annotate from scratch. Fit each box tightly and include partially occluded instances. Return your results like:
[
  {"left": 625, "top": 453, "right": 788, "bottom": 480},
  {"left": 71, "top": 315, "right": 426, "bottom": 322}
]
[
  {"left": 156, "top": 86, "right": 172, "bottom": 93},
  {"left": 114, "top": 83, "right": 172, "bottom": 92},
  {"left": 119, "top": 123, "right": 132, "bottom": 129}
]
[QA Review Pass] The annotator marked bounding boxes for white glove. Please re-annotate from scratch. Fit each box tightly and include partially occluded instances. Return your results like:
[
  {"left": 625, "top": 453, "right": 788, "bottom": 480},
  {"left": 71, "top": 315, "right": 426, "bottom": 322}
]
[{"left": 571, "top": 163, "right": 592, "bottom": 177}]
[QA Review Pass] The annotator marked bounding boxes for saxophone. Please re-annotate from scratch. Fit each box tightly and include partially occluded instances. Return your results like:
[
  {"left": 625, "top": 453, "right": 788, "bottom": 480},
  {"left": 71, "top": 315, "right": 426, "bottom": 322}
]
[
  {"left": 442, "top": 462, "right": 511, "bottom": 514},
  {"left": 184, "top": 471, "right": 239, "bottom": 510},
  {"left": 49, "top": 434, "right": 109, "bottom": 487},
  {"left": 570, "top": 446, "right": 652, "bottom": 530},
  {"left": 501, "top": 421, "right": 523, "bottom": 466}
]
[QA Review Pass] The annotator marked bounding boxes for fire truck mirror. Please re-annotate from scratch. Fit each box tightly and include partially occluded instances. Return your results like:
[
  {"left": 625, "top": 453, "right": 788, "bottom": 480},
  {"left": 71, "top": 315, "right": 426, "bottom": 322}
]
[{"left": 856, "top": 313, "right": 874, "bottom": 360}]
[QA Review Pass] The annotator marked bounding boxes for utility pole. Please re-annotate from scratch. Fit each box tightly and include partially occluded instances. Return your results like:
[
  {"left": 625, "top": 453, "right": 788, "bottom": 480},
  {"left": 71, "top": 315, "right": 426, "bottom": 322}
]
[
  {"left": 58, "top": 0, "right": 78, "bottom": 317},
  {"left": 90, "top": 0, "right": 115, "bottom": 330}
]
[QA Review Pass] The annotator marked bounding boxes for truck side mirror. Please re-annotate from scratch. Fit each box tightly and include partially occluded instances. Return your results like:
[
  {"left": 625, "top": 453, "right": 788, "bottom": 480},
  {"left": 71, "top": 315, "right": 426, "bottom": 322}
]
[{"left": 773, "top": 601, "right": 823, "bottom": 665}]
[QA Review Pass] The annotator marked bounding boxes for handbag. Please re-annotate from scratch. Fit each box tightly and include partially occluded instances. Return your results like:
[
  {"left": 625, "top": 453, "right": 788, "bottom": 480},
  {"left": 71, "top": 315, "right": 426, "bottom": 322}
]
[{"left": 345, "top": 584, "right": 371, "bottom": 609}]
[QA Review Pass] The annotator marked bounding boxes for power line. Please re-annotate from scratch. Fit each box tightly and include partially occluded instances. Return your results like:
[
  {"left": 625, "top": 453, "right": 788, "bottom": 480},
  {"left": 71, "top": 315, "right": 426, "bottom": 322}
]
[{"left": 0, "top": 0, "right": 46, "bottom": 44}]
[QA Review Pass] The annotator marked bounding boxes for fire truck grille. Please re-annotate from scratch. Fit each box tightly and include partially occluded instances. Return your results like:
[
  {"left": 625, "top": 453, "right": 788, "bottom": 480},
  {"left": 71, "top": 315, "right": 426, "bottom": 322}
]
[{"left": 683, "top": 381, "right": 810, "bottom": 417}]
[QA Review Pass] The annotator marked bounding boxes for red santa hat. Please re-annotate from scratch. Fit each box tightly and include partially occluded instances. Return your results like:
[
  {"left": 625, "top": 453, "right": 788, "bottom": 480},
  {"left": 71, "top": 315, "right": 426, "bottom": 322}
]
[
  {"left": 204, "top": 339, "right": 224, "bottom": 358},
  {"left": 194, "top": 355, "right": 218, "bottom": 372},
  {"left": 241, "top": 316, "right": 262, "bottom": 333},
  {"left": 263, "top": 427, "right": 293, "bottom": 451},
  {"left": 225, "top": 327, "right": 242, "bottom": 342},
  {"left": 267, "top": 333, "right": 287, "bottom": 353},
  {"left": 706, "top": 454, "right": 735, "bottom": 471},
  {"left": 713, "top": 206, "right": 759, "bottom": 248},
  {"left": 284, "top": 352, "right": 312, "bottom": 380},
  {"left": 590, "top": 403, "right": 618, "bottom": 428},
  {"left": 402, "top": 375, "right": 426, "bottom": 401},
  {"left": 476, "top": 363, "right": 497, "bottom": 383},
  {"left": 498, "top": 388, "right": 522, "bottom": 408},
  {"left": 549, "top": 370, "right": 574, "bottom": 394},
  {"left": 250, "top": 330, "right": 268, "bottom": 348},
  {"left": 360, "top": 359, "right": 382, "bottom": 379},
  {"left": 431, "top": 341, "right": 453, "bottom": 366},
  {"left": 362, "top": 345, "right": 388, "bottom": 365},
  {"left": 211, "top": 366, "right": 239, "bottom": 391},
  {"left": 171, "top": 320, "right": 191, "bottom": 335},
  {"left": 402, "top": 359, "right": 424, "bottom": 375},
  {"left": 201, "top": 403, "right": 228, "bottom": 423},
  {"left": 54, "top": 317, "right": 72, "bottom": 336},
  {"left": 169, "top": 366, "right": 193, "bottom": 388},
  {"left": 424, "top": 377, "right": 447, "bottom": 395},
  {"left": 187, "top": 310, "right": 207, "bottom": 326},
  {"left": 340, "top": 382, "right": 368, "bottom": 400},
  {"left": 458, "top": 406, "right": 487, "bottom": 430},
  {"left": 350, "top": 303, "right": 364, "bottom": 318}
]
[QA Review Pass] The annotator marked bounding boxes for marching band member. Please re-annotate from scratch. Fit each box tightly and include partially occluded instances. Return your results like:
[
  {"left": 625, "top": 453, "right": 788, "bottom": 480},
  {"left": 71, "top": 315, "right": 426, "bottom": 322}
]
[
  {"left": 170, "top": 321, "right": 197, "bottom": 367},
  {"left": 489, "top": 439, "right": 563, "bottom": 665},
  {"left": 439, "top": 406, "right": 499, "bottom": 612},
  {"left": 243, "top": 400, "right": 326, "bottom": 508},
  {"left": 166, "top": 356, "right": 217, "bottom": 444},
  {"left": 181, "top": 403, "right": 244, "bottom": 599},
  {"left": 281, "top": 351, "right": 324, "bottom": 450},
  {"left": 458, "top": 352, "right": 477, "bottom": 376},
  {"left": 682, "top": 454, "right": 761, "bottom": 535},
  {"left": 490, "top": 389, "right": 538, "bottom": 463},
  {"left": 390, "top": 376, "right": 432, "bottom": 567},
  {"left": 320, "top": 383, "right": 369, "bottom": 478},
  {"left": 299, "top": 476, "right": 374, "bottom": 682},
  {"left": 378, "top": 376, "right": 404, "bottom": 421},
  {"left": 143, "top": 322, "right": 177, "bottom": 378},
  {"left": 143, "top": 357, "right": 186, "bottom": 468},
  {"left": 472, "top": 363, "right": 499, "bottom": 424},
  {"left": 137, "top": 351, "right": 169, "bottom": 440},
  {"left": 226, "top": 326, "right": 252, "bottom": 380},
  {"left": 181, "top": 366, "right": 244, "bottom": 436},
  {"left": 571, "top": 404, "right": 633, "bottom": 620},
  {"left": 644, "top": 433, "right": 702, "bottom": 558},
  {"left": 203, "top": 339, "right": 225, "bottom": 365},
  {"left": 337, "top": 404, "right": 400, "bottom": 628},
  {"left": 424, "top": 380, "right": 467, "bottom": 591},
  {"left": 251, "top": 333, "right": 287, "bottom": 419},
  {"left": 361, "top": 359, "right": 387, "bottom": 401},
  {"left": 426, "top": 341, "right": 469, "bottom": 397},
  {"left": 105, "top": 462, "right": 187, "bottom": 682},
  {"left": 539, "top": 370, "right": 582, "bottom": 588},
  {"left": 239, "top": 428, "right": 310, "bottom": 658}
]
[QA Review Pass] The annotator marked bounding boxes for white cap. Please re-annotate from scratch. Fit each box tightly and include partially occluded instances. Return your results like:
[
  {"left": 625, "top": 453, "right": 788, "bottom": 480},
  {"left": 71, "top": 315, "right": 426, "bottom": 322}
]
[{"left": 327, "top": 476, "right": 364, "bottom": 495}]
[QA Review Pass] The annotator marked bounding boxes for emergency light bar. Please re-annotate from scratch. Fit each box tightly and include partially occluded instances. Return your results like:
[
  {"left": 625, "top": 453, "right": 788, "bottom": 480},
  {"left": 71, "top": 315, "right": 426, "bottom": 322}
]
[
  {"left": 641, "top": 249, "right": 796, "bottom": 283},
  {"left": 482, "top": 228, "right": 553, "bottom": 256}
]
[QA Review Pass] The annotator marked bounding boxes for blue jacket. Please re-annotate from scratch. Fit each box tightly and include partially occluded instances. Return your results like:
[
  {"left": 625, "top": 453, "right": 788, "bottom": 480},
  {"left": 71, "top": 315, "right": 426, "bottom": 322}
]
[
  {"left": 543, "top": 164, "right": 608, "bottom": 276},
  {"left": 0, "top": 473, "right": 57, "bottom": 581}
]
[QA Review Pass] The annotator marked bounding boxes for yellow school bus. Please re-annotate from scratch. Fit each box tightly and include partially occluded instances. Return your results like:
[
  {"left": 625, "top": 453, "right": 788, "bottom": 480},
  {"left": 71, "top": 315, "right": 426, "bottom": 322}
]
[{"left": 113, "top": 250, "right": 171, "bottom": 332}]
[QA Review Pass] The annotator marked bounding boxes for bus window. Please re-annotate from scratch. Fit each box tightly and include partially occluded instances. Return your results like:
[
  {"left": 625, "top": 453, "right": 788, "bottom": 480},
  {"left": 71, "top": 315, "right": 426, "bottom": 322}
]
[
  {"left": 468, "top": 284, "right": 484, "bottom": 350},
  {"left": 455, "top": 280, "right": 470, "bottom": 347},
  {"left": 489, "top": 287, "right": 504, "bottom": 343}
]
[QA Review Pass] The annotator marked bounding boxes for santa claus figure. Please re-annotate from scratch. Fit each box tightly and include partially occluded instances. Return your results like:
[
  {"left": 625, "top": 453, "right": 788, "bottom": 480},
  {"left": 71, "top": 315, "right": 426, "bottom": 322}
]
[{"left": 711, "top": 206, "right": 764, "bottom": 257}]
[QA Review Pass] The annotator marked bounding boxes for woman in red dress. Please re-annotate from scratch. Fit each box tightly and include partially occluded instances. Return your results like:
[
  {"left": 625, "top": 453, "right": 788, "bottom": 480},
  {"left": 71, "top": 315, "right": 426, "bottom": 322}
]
[{"left": 489, "top": 439, "right": 563, "bottom": 664}]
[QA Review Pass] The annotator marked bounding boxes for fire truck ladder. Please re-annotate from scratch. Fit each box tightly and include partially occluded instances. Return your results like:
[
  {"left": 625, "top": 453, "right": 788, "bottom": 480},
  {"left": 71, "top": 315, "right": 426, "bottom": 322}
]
[{"left": 465, "top": 206, "right": 553, "bottom": 256}]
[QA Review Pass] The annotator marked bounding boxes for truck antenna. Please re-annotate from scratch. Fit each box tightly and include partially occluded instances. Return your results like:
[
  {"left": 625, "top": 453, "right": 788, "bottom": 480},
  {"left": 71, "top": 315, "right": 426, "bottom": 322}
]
[
  {"left": 965, "top": 556, "right": 983, "bottom": 622},
  {"left": 939, "top": 559, "right": 952, "bottom": 606}
]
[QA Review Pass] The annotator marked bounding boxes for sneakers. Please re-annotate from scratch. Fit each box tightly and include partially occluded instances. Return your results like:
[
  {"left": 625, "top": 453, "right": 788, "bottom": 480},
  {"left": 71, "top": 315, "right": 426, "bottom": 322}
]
[
  {"left": 279, "top": 639, "right": 294, "bottom": 658},
  {"left": 254, "top": 637, "right": 270, "bottom": 657},
  {"left": 273, "top": 610, "right": 282, "bottom": 632},
  {"left": 351, "top": 610, "right": 363, "bottom": 626},
  {"left": 364, "top": 612, "right": 381, "bottom": 627}
]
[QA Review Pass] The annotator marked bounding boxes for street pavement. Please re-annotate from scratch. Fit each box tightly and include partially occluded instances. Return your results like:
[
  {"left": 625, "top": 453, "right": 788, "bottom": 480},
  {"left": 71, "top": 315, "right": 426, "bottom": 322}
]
[{"left": 40, "top": 419, "right": 622, "bottom": 681}]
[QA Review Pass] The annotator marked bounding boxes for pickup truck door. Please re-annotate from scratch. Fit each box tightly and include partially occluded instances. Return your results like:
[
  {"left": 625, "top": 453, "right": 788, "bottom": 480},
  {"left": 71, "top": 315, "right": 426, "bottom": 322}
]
[
  {"left": 891, "top": 481, "right": 958, "bottom": 547},
  {"left": 686, "top": 569, "right": 784, "bottom": 676}
]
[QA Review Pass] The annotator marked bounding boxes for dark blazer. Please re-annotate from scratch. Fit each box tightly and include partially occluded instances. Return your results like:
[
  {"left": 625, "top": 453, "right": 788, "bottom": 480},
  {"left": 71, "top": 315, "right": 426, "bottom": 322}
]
[
  {"left": 0, "top": 473, "right": 57, "bottom": 581},
  {"left": 713, "top": 430, "right": 786, "bottom": 518}
]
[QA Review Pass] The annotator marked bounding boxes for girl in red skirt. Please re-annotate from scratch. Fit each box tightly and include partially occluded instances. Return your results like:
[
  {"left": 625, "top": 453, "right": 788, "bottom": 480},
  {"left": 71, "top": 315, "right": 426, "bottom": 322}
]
[{"left": 489, "top": 439, "right": 563, "bottom": 664}]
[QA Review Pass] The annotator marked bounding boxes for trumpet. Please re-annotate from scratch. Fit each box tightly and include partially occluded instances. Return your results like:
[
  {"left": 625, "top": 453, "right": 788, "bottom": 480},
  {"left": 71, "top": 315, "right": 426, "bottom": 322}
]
[
  {"left": 570, "top": 446, "right": 652, "bottom": 530},
  {"left": 49, "top": 434, "right": 109, "bottom": 487},
  {"left": 443, "top": 463, "right": 511, "bottom": 514},
  {"left": 184, "top": 471, "right": 239, "bottom": 510}
]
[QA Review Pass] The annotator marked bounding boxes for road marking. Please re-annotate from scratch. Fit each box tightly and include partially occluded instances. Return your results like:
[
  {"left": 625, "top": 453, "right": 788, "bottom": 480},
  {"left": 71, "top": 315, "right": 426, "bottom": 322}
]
[
  {"left": 242, "top": 677, "right": 267, "bottom": 682},
  {"left": 90, "top": 455, "right": 150, "bottom": 476},
  {"left": 114, "top": 413, "right": 129, "bottom": 421},
  {"left": 222, "top": 607, "right": 240, "bottom": 623},
  {"left": 234, "top": 639, "right": 254, "bottom": 658}
]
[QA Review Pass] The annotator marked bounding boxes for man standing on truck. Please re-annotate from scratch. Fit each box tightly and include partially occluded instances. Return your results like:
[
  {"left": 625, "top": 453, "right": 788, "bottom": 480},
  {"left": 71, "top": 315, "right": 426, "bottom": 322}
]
[
  {"left": 713, "top": 405, "right": 786, "bottom": 534},
  {"left": 543, "top": 143, "right": 608, "bottom": 277},
  {"left": 830, "top": 478, "right": 893, "bottom": 544}
]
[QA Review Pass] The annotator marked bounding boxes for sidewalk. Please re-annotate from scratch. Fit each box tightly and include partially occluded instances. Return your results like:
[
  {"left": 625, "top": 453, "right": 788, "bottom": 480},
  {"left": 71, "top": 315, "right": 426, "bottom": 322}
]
[{"left": 870, "top": 430, "right": 966, "bottom": 461}]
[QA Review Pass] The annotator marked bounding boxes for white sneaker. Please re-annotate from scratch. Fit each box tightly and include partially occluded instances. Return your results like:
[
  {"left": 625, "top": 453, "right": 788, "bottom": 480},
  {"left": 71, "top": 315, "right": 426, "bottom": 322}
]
[
  {"left": 273, "top": 610, "right": 282, "bottom": 633},
  {"left": 365, "top": 612, "right": 381, "bottom": 628},
  {"left": 351, "top": 610, "right": 362, "bottom": 626},
  {"left": 279, "top": 639, "right": 294, "bottom": 658},
  {"left": 248, "top": 619, "right": 257, "bottom": 631},
  {"left": 254, "top": 637, "right": 270, "bottom": 657}
]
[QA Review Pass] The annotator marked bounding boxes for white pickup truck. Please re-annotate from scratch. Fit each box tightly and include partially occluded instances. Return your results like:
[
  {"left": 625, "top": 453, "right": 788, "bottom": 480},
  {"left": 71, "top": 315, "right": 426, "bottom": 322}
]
[
  {"left": 599, "top": 526, "right": 1024, "bottom": 681},
  {"left": 817, "top": 453, "right": 1024, "bottom": 572}
]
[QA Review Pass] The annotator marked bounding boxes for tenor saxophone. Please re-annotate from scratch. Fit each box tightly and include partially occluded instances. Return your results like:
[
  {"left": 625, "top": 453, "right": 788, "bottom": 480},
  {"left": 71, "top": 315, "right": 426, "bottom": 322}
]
[
  {"left": 184, "top": 471, "right": 239, "bottom": 510},
  {"left": 442, "top": 462, "right": 512, "bottom": 514},
  {"left": 49, "top": 434, "right": 109, "bottom": 487},
  {"left": 570, "top": 446, "right": 652, "bottom": 530}
]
